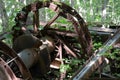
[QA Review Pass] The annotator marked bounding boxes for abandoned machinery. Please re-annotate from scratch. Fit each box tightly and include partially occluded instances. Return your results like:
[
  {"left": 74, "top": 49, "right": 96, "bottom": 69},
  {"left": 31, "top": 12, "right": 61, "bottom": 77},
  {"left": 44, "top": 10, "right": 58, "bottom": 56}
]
[{"left": 0, "top": 1, "right": 114, "bottom": 80}]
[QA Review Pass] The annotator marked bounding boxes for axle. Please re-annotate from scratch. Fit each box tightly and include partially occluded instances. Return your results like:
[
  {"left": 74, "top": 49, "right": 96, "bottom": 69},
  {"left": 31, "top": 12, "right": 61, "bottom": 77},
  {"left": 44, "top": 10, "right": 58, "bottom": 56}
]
[
  {"left": 0, "top": 35, "right": 55, "bottom": 80},
  {"left": 17, "top": 36, "right": 55, "bottom": 71}
]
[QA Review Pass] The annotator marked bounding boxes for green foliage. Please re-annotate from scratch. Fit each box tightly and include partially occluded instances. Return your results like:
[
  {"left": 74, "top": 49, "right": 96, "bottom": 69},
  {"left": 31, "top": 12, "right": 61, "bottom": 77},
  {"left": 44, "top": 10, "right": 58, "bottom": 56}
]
[
  {"left": 92, "top": 35, "right": 120, "bottom": 78},
  {"left": 13, "top": 27, "right": 21, "bottom": 30},
  {"left": 104, "top": 48, "right": 120, "bottom": 77},
  {"left": 92, "top": 34, "right": 103, "bottom": 51},
  {"left": 1, "top": 0, "right": 120, "bottom": 34},
  {"left": 106, "top": 48, "right": 120, "bottom": 60},
  {"left": 43, "top": 0, "right": 48, "bottom": 2},
  {"left": 4, "top": 0, "right": 25, "bottom": 29},
  {"left": 2, "top": 33, "right": 13, "bottom": 46},
  {"left": 60, "top": 64, "right": 71, "bottom": 73},
  {"left": 59, "top": 58, "right": 84, "bottom": 78},
  {"left": 93, "top": 42, "right": 102, "bottom": 50},
  {"left": 1, "top": 0, "right": 120, "bottom": 78},
  {"left": 114, "top": 73, "right": 120, "bottom": 77},
  {"left": 53, "top": 1, "right": 62, "bottom": 6},
  {"left": 0, "top": 25, "right": 3, "bottom": 33}
]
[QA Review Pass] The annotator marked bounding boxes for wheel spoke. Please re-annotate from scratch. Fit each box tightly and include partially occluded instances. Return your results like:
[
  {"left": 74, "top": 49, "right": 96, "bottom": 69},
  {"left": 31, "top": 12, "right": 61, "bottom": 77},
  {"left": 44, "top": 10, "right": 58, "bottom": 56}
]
[
  {"left": 56, "top": 35, "right": 81, "bottom": 58},
  {"left": 44, "top": 12, "right": 60, "bottom": 29},
  {"left": 33, "top": 10, "right": 39, "bottom": 32}
]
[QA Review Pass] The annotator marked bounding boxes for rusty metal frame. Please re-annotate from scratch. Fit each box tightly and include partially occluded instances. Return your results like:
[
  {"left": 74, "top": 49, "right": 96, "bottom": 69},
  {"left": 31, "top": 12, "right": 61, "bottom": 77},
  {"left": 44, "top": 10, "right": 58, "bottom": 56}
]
[
  {"left": 0, "top": 1, "right": 97, "bottom": 79},
  {"left": 12, "top": 1, "right": 92, "bottom": 57}
]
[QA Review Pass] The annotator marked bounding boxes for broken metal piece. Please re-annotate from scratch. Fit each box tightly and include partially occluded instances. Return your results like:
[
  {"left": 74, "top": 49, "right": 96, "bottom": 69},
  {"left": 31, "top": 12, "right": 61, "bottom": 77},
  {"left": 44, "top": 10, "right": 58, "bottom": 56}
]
[
  {"left": 12, "top": 1, "right": 92, "bottom": 58},
  {"left": 0, "top": 0, "right": 95, "bottom": 79},
  {"left": 71, "top": 28, "right": 120, "bottom": 80}
]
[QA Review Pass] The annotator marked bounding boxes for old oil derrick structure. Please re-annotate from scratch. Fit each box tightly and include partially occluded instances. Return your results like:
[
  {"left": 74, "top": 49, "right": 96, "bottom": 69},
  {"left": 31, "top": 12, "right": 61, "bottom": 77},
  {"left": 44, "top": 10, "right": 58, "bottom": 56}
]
[{"left": 1, "top": 0, "right": 115, "bottom": 80}]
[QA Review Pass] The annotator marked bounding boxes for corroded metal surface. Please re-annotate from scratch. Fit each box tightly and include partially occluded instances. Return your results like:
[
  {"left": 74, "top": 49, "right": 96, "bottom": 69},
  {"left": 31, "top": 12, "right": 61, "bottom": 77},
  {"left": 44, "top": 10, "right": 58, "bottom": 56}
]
[
  {"left": 0, "top": 41, "right": 32, "bottom": 80},
  {"left": 0, "top": 57, "right": 17, "bottom": 80},
  {"left": 0, "top": 1, "right": 94, "bottom": 79},
  {"left": 12, "top": 1, "right": 92, "bottom": 57},
  {"left": 0, "top": 35, "right": 55, "bottom": 79},
  {"left": 72, "top": 28, "right": 120, "bottom": 79}
]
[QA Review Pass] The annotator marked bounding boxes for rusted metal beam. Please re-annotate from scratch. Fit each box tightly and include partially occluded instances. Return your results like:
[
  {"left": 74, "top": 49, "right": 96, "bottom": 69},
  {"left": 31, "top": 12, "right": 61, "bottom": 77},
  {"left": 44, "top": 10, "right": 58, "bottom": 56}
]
[
  {"left": 89, "top": 27, "right": 116, "bottom": 33},
  {"left": 32, "top": 21, "right": 117, "bottom": 35},
  {"left": 33, "top": 10, "right": 39, "bottom": 32},
  {"left": 89, "top": 27, "right": 116, "bottom": 35},
  {"left": 71, "top": 28, "right": 120, "bottom": 80},
  {"left": 12, "top": 1, "right": 93, "bottom": 59},
  {"left": 0, "top": 26, "right": 116, "bottom": 41}
]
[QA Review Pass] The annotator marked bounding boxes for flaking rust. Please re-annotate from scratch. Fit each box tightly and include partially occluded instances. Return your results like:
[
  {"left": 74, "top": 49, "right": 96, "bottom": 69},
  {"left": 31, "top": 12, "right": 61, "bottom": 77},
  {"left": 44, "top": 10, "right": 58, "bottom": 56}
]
[{"left": 0, "top": 0, "right": 92, "bottom": 79}]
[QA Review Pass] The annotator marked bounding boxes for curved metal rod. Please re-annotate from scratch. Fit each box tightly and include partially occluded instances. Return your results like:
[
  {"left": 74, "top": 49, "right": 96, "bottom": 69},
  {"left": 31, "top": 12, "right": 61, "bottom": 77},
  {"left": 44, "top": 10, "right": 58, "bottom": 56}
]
[
  {"left": 44, "top": 12, "right": 61, "bottom": 29},
  {"left": 12, "top": 1, "right": 92, "bottom": 58},
  {"left": 0, "top": 41, "right": 32, "bottom": 80}
]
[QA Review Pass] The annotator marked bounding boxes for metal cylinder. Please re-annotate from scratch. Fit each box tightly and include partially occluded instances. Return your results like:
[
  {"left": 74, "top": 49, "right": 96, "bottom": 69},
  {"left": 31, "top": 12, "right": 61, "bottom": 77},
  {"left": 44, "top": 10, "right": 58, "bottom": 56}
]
[
  {"left": 18, "top": 49, "right": 38, "bottom": 69},
  {"left": 17, "top": 36, "right": 55, "bottom": 70}
]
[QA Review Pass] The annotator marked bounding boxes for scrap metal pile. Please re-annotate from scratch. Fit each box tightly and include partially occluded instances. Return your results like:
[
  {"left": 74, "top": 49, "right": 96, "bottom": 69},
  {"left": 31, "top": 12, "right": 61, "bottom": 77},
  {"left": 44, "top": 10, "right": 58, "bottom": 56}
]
[{"left": 0, "top": 1, "right": 120, "bottom": 80}]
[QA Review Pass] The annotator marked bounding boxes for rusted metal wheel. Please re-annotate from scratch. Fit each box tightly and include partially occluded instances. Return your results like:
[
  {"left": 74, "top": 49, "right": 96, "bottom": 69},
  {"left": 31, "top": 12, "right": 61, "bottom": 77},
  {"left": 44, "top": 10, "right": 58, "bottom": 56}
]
[
  {"left": 12, "top": 1, "right": 92, "bottom": 57},
  {"left": 0, "top": 41, "right": 32, "bottom": 80},
  {"left": 11, "top": 1, "right": 93, "bottom": 79},
  {"left": 0, "top": 57, "right": 17, "bottom": 80}
]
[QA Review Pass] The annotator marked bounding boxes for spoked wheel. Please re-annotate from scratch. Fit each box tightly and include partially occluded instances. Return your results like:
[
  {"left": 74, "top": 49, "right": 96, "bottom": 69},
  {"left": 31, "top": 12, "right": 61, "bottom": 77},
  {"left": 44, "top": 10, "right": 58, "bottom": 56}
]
[
  {"left": 12, "top": 1, "right": 93, "bottom": 79},
  {"left": 0, "top": 41, "right": 32, "bottom": 80}
]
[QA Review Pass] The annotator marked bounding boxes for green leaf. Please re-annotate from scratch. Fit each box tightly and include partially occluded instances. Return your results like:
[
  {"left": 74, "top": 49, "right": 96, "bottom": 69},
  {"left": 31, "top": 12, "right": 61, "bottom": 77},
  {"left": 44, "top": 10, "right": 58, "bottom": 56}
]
[
  {"left": 4, "top": 34, "right": 13, "bottom": 39},
  {"left": 14, "top": 27, "right": 21, "bottom": 30},
  {"left": 60, "top": 64, "right": 71, "bottom": 73}
]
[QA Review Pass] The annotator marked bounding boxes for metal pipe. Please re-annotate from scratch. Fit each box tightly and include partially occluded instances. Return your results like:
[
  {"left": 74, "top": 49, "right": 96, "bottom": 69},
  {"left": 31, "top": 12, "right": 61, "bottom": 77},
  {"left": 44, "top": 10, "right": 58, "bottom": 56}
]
[{"left": 72, "top": 28, "right": 120, "bottom": 80}]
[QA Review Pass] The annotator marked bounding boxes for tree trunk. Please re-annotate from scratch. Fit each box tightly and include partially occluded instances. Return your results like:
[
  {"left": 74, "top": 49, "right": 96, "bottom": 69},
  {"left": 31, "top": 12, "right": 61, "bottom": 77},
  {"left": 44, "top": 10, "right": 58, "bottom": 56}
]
[
  {"left": 101, "top": 0, "right": 109, "bottom": 27},
  {"left": 0, "top": 0, "right": 9, "bottom": 32}
]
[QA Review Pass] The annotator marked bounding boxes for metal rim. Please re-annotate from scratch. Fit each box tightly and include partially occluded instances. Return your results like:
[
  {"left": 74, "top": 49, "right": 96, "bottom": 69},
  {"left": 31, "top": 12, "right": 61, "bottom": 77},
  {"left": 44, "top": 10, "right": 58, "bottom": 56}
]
[
  {"left": 12, "top": 1, "right": 92, "bottom": 57},
  {"left": 0, "top": 41, "right": 32, "bottom": 80}
]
